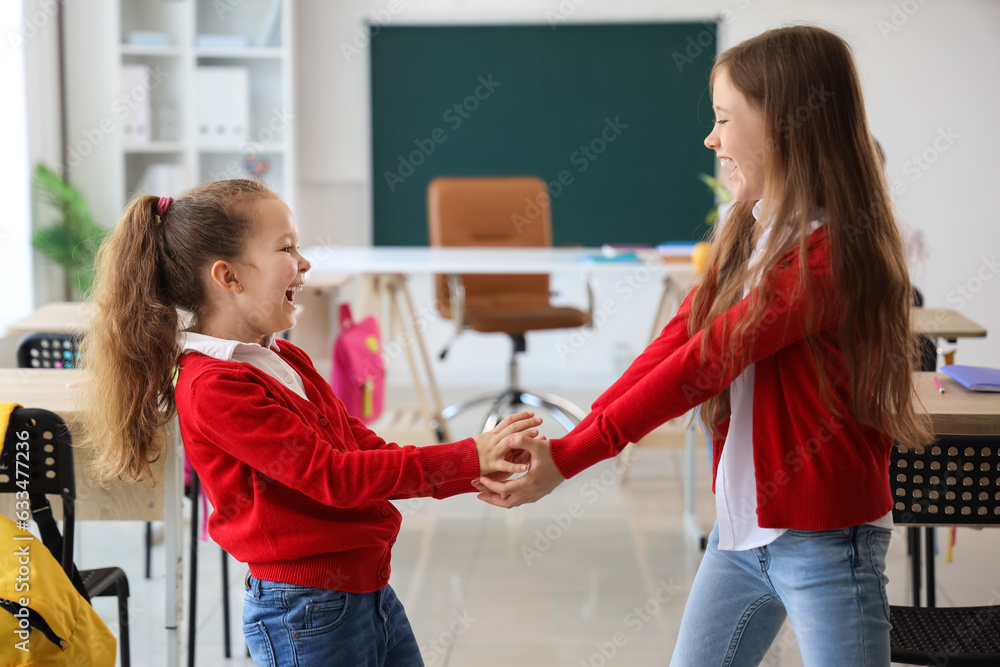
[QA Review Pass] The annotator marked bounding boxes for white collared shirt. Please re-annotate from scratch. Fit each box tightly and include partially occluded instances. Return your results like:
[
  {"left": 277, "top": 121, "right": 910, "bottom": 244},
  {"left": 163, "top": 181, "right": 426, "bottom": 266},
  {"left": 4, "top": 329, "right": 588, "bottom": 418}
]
[
  {"left": 714, "top": 201, "right": 892, "bottom": 551},
  {"left": 179, "top": 331, "right": 308, "bottom": 401}
]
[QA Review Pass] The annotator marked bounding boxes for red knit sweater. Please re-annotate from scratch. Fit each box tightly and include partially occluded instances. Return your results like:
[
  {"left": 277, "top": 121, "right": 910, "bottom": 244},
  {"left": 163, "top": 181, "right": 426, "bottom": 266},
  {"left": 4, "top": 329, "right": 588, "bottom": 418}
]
[
  {"left": 174, "top": 340, "right": 479, "bottom": 593},
  {"left": 551, "top": 227, "right": 895, "bottom": 530}
]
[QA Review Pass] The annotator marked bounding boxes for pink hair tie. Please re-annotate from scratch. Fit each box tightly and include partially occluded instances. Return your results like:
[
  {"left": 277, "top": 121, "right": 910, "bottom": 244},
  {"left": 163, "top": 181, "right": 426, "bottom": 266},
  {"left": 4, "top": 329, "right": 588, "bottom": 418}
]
[{"left": 156, "top": 196, "right": 173, "bottom": 217}]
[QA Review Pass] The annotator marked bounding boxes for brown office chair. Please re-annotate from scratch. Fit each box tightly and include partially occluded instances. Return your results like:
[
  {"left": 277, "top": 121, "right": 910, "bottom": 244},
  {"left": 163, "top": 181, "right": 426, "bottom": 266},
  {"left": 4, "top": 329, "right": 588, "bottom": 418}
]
[{"left": 427, "top": 176, "right": 592, "bottom": 431}]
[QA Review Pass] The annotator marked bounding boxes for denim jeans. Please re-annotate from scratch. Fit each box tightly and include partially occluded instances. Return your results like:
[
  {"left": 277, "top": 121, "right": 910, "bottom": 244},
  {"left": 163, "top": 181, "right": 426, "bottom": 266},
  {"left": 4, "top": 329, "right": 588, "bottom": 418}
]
[
  {"left": 670, "top": 522, "right": 892, "bottom": 667},
  {"left": 243, "top": 575, "right": 424, "bottom": 666}
]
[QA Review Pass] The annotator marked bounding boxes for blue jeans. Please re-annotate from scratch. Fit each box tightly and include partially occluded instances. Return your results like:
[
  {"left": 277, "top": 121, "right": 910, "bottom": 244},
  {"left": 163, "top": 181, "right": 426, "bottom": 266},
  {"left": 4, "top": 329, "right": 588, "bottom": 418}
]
[
  {"left": 670, "top": 522, "right": 892, "bottom": 666},
  {"left": 242, "top": 575, "right": 424, "bottom": 666}
]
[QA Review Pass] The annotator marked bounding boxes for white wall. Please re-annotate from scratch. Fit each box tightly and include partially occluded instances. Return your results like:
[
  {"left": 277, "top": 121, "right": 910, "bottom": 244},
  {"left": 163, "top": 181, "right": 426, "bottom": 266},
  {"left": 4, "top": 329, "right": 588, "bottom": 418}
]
[
  {"left": 294, "top": 0, "right": 1000, "bottom": 389},
  {"left": 0, "top": 1, "right": 33, "bottom": 327}
]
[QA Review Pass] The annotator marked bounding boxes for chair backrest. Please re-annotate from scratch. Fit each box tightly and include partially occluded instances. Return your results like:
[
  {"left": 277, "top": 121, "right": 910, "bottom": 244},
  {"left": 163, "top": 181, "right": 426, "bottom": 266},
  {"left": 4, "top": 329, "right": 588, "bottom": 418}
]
[
  {"left": 890, "top": 434, "right": 1000, "bottom": 526},
  {"left": 427, "top": 177, "right": 552, "bottom": 318},
  {"left": 17, "top": 333, "right": 82, "bottom": 369},
  {"left": 911, "top": 288, "right": 937, "bottom": 372},
  {"left": 0, "top": 407, "right": 77, "bottom": 575}
]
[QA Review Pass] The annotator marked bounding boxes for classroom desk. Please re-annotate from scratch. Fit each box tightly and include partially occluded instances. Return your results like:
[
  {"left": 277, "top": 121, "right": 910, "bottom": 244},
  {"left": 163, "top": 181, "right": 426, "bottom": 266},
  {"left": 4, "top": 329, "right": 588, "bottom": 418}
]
[
  {"left": 915, "top": 371, "right": 1000, "bottom": 434},
  {"left": 0, "top": 369, "right": 186, "bottom": 667},
  {"left": 910, "top": 370, "right": 1000, "bottom": 607},
  {"left": 911, "top": 308, "right": 988, "bottom": 340},
  {"left": 4, "top": 301, "right": 91, "bottom": 337}
]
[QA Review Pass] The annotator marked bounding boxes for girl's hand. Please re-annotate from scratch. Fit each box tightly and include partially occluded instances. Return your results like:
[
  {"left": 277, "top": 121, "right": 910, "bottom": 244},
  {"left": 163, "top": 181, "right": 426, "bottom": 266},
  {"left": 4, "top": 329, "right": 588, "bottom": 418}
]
[
  {"left": 472, "top": 411, "right": 542, "bottom": 477},
  {"left": 483, "top": 448, "right": 532, "bottom": 483},
  {"left": 472, "top": 434, "right": 565, "bottom": 507}
]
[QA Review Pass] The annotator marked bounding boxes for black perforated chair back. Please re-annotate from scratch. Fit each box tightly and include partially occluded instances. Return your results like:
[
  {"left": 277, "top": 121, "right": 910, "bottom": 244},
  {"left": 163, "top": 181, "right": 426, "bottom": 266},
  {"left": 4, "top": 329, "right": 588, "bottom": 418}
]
[
  {"left": 890, "top": 434, "right": 1000, "bottom": 526},
  {"left": 16, "top": 332, "right": 82, "bottom": 369},
  {"left": 0, "top": 408, "right": 77, "bottom": 576},
  {"left": 0, "top": 408, "right": 76, "bottom": 501},
  {"left": 890, "top": 605, "right": 1000, "bottom": 664},
  {"left": 889, "top": 433, "right": 1000, "bottom": 665}
]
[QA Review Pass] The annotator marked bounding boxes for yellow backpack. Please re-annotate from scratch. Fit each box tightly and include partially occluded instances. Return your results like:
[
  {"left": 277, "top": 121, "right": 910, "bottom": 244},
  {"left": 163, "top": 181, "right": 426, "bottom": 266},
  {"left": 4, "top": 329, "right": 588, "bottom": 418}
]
[
  {"left": 0, "top": 401, "right": 116, "bottom": 665},
  {"left": 0, "top": 515, "right": 116, "bottom": 665}
]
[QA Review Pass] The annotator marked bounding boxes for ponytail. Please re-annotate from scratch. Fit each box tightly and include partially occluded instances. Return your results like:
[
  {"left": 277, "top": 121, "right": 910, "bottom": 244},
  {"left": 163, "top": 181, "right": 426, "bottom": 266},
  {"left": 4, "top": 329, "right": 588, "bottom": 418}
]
[
  {"left": 80, "top": 195, "right": 179, "bottom": 482},
  {"left": 81, "top": 179, "right": 272, "bottom": 482}
]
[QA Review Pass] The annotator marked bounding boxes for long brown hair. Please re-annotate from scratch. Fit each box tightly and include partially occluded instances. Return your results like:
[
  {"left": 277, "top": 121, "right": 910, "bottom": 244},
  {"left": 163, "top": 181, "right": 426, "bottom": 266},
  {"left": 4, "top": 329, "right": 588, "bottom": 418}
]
[
  {"left": 692, "top": 25, "right": 932, "bottom": 449},
  {"left": 81, "top": 179, "right": 274, "bottom": 482}
]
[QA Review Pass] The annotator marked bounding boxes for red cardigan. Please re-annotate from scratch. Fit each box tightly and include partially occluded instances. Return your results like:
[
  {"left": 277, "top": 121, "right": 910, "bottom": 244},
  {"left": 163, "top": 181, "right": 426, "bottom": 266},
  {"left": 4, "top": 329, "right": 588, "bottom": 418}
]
[
  {"left": 551, "top": 227, "right": 894, "bottom": 530},
  {"left": 175, "top": 340, "right": 479, "bottom": 593}
]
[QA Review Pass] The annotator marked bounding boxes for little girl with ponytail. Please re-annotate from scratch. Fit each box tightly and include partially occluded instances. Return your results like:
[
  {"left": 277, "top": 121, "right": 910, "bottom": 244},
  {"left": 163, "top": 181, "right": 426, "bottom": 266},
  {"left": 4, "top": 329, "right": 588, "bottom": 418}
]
[{"left": 81, "top": 180, "right": 535, "bottom": 666}]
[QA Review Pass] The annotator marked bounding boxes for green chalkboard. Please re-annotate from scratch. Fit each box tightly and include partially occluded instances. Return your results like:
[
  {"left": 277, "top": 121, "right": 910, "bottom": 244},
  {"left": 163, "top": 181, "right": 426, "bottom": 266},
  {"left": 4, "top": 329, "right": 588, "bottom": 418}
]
[{"left": 370, "top": 23, "right": 717, "bottom": 247}]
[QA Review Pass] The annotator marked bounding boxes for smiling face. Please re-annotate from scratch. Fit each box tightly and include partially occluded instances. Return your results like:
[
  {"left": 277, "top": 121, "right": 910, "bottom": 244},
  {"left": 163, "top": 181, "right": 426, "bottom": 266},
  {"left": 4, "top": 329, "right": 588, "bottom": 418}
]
[
  {"left": 235, "top": 196, "right": 311, "bottom": 341},
  {"left": 201, "top": 196, "right": 311, "bottom": 345},
  {"left": 704, "top": 66, "right": 769, "bottom": 202}
]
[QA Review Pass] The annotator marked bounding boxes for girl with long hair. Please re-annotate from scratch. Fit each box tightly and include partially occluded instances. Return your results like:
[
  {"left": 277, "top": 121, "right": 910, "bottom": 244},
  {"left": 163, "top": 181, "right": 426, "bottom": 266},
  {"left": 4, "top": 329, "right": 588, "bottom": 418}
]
[{"left": 474, "top": 25, "right": 931, "bottom": 665}]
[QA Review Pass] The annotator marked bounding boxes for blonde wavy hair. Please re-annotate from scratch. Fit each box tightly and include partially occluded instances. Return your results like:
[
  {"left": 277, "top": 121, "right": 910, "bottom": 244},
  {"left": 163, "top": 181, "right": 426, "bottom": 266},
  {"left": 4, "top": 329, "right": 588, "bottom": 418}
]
[
  {"left": 691, "top": 25, "right": 932, "bottom": 450},
  {"left": 80, "top": 179, "right": 274, "bottom": 482}
]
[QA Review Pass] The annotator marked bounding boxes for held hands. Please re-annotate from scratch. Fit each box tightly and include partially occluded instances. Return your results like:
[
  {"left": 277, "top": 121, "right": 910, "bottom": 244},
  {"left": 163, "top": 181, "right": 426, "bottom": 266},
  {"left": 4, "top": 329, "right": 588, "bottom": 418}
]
[
  {"left": 472, "top": 411, "right": 542, "bottom": 479},
  {"left": 472, "top": 433, "right": 566, "bottom": 508}
]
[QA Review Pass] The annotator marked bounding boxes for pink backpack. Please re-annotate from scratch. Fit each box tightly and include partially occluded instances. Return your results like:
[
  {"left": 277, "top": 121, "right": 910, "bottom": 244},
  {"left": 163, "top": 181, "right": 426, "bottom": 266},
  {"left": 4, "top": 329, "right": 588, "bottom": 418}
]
[{"left": 331, "top": 303, "right": 384, "bottom": 423}]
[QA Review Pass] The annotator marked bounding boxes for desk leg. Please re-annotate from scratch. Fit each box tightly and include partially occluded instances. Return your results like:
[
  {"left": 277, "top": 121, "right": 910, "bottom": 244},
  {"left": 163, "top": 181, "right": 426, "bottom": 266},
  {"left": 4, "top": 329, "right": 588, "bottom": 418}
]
[
  {"left": 164, "top": 418, "right": 184, "bottom": 667},
  {"left": 650, "top": 276, "right": 675, "bottom": 341},
  {"left": 925, "top": 526, "right": 936, "bottom": 607},
  {"left": 377, "top": 274, "right": 450, "bottom": 443},
  {"left": 683, "top": 417, "right": 707, "bottom": 551},
  {"left": 908, "top": 526, "right": 922, "bottom": 606}
]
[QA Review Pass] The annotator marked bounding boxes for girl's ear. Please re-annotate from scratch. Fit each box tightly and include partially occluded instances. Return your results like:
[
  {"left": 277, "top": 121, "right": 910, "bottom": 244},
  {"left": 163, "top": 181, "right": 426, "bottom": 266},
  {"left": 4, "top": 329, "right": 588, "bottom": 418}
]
[{"left": 208, "top": 259, "right": 241, "bottom": 294}]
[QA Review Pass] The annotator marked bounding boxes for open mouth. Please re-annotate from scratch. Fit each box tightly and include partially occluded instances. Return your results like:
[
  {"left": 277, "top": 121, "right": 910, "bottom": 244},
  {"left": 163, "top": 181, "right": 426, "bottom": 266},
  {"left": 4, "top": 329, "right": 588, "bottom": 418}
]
[{"left": 285, "top": 283, "right": 303, "bottom": 305}]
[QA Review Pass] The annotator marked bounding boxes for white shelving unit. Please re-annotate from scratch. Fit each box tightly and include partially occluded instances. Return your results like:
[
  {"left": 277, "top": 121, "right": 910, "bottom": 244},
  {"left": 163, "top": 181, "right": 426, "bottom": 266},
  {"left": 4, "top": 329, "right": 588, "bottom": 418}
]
[{"left": 116, "top": 0, "right": 294, "bottom": 211}]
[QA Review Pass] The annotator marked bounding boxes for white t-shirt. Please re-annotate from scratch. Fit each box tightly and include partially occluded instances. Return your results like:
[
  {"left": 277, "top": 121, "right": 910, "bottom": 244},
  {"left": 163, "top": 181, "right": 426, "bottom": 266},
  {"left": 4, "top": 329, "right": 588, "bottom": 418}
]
[{"left": 713, "top": 201, "right": 893, "bottom": 551}]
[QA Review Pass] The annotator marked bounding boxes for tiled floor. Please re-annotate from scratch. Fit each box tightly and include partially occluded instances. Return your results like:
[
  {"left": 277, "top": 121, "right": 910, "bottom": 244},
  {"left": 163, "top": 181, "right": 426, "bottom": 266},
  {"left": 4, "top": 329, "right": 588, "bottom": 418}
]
[{"left": 71, "top": 386, "right": 1000, "bottom": 666}]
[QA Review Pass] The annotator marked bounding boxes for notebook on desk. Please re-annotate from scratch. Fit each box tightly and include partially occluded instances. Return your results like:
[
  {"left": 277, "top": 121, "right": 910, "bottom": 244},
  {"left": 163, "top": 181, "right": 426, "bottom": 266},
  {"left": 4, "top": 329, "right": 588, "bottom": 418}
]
[{"left": 940, "top": 365, "right": 1000, "bottom": 392}]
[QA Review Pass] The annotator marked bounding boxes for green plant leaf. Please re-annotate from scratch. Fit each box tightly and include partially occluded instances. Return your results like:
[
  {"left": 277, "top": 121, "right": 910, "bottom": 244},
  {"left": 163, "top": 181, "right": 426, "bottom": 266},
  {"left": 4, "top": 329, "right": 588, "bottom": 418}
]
[
  {"left": 31, "top": 162, "right": 107, "bottom": 298},
  {"left": 697, "top": 173, "right": 732, "bottom": 225}
]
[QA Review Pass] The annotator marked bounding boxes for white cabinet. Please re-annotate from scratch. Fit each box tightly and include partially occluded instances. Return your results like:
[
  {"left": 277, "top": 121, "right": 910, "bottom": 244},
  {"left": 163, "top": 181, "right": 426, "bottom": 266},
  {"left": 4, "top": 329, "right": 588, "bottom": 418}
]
[{"left": 116, "top": 0, "right": 294, "bottom": 210}]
